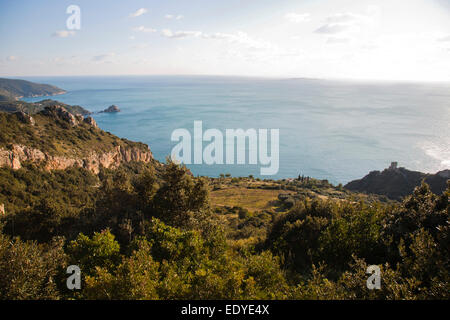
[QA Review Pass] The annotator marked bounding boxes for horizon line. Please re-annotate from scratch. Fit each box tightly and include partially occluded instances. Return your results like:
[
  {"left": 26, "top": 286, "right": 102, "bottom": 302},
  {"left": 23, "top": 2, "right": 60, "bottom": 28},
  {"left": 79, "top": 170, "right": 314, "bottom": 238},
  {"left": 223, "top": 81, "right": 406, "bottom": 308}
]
[{"left": 2, "top": 73, "right": 450, "bottom": 85}]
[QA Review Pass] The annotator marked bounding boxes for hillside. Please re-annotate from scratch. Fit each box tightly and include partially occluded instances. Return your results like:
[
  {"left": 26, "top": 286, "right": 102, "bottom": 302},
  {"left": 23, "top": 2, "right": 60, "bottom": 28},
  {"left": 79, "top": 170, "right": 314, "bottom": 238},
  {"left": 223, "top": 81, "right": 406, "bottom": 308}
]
[
  {"left": 345, "top": 162, "right": 449, "bottom": 200},
  {"left": 0, "top": 99, "right": 91, "bottom": 115},
  {"left": 0, "top": 105, "right": 153, "bottom": 173},
  {"left": 0, "top": 105, "right": 448, "bottom": 300},
  {"left": 0, "top": 78, "right": 66, "bottom": 101}
]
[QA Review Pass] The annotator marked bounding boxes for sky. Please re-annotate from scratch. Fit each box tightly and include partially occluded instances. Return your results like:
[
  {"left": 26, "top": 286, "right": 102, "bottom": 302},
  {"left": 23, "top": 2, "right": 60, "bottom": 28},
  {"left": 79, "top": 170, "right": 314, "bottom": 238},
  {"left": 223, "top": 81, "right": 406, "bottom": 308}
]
[{"left": 1, "top": 0, "right": 450, "bottom": 81}]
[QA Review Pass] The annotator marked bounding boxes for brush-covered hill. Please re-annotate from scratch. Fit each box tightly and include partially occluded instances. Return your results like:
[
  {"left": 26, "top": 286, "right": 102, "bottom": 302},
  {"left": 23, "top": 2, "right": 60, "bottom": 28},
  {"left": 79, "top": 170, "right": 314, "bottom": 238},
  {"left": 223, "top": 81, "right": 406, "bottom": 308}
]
[
  {"left": 0, "top": 99, "right": 91, "bottom": 115},
  {"left": 0, "top": 105, "right": 153, "bottom": 173},
  {"left": 0, "top": 78, "right": 90, "bottom": 115},
  {"left": 0, "top": 100, "right": 448, "bottom": 300},
  {"left": 0, "top": 78, "right": 66, "bottom": 101}
]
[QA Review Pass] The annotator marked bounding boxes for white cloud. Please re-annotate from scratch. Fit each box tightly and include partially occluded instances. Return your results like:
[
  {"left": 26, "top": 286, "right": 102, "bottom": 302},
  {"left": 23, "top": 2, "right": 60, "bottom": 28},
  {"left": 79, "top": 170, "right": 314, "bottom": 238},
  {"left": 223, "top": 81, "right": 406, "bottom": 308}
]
[
  {"left": 285, "top": 13, "right": 310, "bottom": 23},
  {"left": 315, "top": 23, "right": 352, "bottom": 35},
  {"left": 129, "top": 8, "right": 148, "bottom": 18},
  {"left": 161, "top": 29, "right": 202, "bottom": 38},
  {"left": 133, "top": 26, "right": 157, "bottom": 33},
  {"left": 438, "top": 35, "right": 450, "bottom": 42},
  {"left": 202, "top": 31, "right": 273, "bottom": 50},
  {"left": 92, "top": 53, "right": 116, "bottom": 62},
  {"left": 315, "top": 7, "right": 381, "bottom": 44},
  {"left": 201, "top": 31, "right": 301, "bottom": 63},
  {"left": 165, "top": 14, "right": 184, "bottom": 20},
  {"left": 52, "top": 30, "right": 76, "bottom": 38},
  {"left": 50, "top": 56, "right": 81, "bottom": 65},
  {"left": 315, "top": 9, "right": 379, "bottom": 34},
  {"left": 6, "top": 55, "right": 17, "bottom": 61},
  {"left": 159, "top": 28, "right": 291, "bottom": 63},
  {"left": 326, "top": 36, "right": 352, "bottom": 44},
  {"left": 133, "top": 43, "right": 149, "bottom": 49},
  {"left": 325, "top": 12, "right": 368, "bottom": 24}
]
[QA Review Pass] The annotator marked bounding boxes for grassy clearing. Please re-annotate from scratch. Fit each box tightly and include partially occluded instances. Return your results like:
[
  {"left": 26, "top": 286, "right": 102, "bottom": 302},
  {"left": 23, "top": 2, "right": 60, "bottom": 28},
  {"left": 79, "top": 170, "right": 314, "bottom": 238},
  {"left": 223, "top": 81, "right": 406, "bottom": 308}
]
[{"left": 210, "top": 186, "right": 286, "bottom": 213}]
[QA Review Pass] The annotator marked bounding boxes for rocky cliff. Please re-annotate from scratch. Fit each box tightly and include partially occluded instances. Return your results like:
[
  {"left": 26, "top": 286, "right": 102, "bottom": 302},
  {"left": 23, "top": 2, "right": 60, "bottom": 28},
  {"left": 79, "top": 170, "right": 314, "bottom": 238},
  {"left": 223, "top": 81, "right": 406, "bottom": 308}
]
[
  {"left": 0, "top": 143, "right": 152, "bottom": 174},
  {"left": 0, "top": 105, "right": 153, "bottom": 174}
]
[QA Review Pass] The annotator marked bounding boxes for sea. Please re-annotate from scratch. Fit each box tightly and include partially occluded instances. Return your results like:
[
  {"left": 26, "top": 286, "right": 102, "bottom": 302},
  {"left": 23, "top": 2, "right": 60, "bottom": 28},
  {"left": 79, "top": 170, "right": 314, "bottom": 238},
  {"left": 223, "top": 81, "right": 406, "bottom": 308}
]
[{"left": 20, "top": 75, "right": 450, "bottom": 184}]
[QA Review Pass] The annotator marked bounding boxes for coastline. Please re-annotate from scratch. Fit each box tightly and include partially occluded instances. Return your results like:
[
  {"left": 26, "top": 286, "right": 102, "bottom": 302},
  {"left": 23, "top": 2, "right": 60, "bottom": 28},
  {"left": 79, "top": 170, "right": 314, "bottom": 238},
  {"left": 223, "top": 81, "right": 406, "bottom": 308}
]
[
  {"left": 10, "top": 76, "right": 450, "bottom": 184},
  {"left": 16, "top": 90, "right": 67, "bottom": 100}
]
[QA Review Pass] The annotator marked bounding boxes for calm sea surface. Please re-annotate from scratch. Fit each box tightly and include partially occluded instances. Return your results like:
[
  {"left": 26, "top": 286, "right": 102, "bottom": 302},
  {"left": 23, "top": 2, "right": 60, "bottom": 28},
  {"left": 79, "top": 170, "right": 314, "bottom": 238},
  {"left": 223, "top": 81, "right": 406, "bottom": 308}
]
[{"left": 21, "top": 75, "right": 450, "bottom": 184}]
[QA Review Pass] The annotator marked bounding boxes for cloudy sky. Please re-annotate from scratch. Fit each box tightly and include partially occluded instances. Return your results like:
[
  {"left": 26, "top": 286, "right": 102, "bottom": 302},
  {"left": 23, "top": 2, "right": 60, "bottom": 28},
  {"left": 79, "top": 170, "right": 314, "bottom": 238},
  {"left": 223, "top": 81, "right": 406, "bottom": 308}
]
[{"left": 1, "top": 0, "right": 450, "bottom": 81}]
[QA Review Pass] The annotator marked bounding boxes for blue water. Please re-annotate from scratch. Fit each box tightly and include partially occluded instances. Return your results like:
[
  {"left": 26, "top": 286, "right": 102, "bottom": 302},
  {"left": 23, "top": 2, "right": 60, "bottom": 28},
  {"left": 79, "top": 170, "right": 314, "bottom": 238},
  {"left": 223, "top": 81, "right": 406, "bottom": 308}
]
[{"left": 21, "top": 75, "right": 450, "bottom": 184}]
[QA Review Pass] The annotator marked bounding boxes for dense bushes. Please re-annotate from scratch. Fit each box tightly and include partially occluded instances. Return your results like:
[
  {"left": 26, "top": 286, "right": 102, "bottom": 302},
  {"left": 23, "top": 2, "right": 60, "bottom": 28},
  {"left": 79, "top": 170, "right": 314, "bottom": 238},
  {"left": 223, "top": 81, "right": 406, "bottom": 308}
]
[
  {"left": 0, "top": 230, "right": 66, "bottom": 299},
  {"left": 0, "top": 159, "right": 448, "bottom": 299},
  {"left": 266, "top": 181, "right": 449, "bottom": 299}
]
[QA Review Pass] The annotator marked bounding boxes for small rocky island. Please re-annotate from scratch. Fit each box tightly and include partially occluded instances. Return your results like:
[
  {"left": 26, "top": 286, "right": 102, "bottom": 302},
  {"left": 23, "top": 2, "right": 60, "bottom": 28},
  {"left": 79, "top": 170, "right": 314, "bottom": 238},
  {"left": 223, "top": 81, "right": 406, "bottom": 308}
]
[{"left": 100, "top": 105, "right": 121, "bottom": 113}]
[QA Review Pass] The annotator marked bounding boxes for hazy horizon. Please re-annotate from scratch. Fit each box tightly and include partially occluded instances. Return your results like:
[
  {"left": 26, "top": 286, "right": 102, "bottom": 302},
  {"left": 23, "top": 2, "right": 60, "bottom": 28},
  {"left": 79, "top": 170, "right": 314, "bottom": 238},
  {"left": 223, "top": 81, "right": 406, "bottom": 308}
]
[
  {"left": 4, "top": 74, "right": 450, "bottom": 86},
  {"left": 2, "top": 0, "right": 450, "bottom": 82}
]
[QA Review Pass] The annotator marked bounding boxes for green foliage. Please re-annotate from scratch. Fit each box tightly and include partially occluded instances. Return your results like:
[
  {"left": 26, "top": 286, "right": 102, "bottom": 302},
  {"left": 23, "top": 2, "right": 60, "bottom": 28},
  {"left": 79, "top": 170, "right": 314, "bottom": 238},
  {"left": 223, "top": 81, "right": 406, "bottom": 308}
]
[
  {"left": 318, "top": 202, "right": 384, "bottom": 273},
  {"left": 153, "top": 158, "right": 210, "bottom": 227},
  {"left": 0, "top": 111, "right": 149, "bottom": 157},
  {"left": 0, "top": 78, "right": 64, "bottom": 100},
  {"left": 67, "top": 230, "right": 120, "bottom": 276},
  {"left": 0, "top": 166, "right": 98, "bottom": 241},
  {"left": 0, "top": 158, "right": 448, "bottom": 300},
  {"left": 0, "top": 232, "right": 66, "bottom": 299},
  {"left": 267, "top": 199, "right": 334, "bottom": 272},
  {"left": 82, "top": 240, "right": 160, "bottom": 299},
  {"left": 144, "top": 217, "right": 206, "bottom": 267},
  {"left": 267, "top": 182, "right": 449, "bottom": 299},
  {"left": 382, "top": 182, "right": 448, "bottom": 254}
]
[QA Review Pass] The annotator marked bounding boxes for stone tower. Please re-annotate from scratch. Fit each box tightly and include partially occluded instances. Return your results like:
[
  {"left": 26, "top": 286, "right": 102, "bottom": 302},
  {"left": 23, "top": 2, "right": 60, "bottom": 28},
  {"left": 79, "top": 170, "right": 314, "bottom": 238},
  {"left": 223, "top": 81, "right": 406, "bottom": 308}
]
[{"left": 389, "top": 162, "right": 398, "bottom": 170}]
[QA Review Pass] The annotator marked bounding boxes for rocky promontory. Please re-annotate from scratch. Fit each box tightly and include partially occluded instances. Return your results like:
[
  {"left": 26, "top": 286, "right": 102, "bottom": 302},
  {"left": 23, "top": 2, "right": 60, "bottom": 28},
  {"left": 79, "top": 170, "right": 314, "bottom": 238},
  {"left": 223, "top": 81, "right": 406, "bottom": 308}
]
[
  {"left": 0, "top": 105, "right": 152, "bottom": 174},
  {"left": 345, "top": 162, "right": 449, "bottom": 200},
  {"left": 0, "top": 78, "right": 66, "bottom": 101}
]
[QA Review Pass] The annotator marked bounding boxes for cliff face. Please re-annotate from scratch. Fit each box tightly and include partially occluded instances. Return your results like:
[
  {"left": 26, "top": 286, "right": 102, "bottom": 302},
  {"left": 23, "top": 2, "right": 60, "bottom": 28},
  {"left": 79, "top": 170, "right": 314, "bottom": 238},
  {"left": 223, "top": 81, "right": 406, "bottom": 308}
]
[
  {"left": 0, "top": 105, "right": 153, "bottom": 173},
  {"left": 0, "top": 143, "right": 152, "bottom": 174}
]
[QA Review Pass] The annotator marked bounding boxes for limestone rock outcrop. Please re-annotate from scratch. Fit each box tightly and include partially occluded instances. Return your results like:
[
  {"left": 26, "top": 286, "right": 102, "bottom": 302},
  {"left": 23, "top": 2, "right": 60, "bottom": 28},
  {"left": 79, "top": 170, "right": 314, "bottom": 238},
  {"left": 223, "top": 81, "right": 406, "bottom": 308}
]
[
  {"left": 15, "top": 111, "right": 35, "bottom": 125},
  {"left": 83, "top": 116, "right": 98, "bottom": 128},
  {"left": 42, "top": 105, "right": 80, "bottom": 126},
  {"left": 0, "top": 144, "right": 152, "bottom": 174}
]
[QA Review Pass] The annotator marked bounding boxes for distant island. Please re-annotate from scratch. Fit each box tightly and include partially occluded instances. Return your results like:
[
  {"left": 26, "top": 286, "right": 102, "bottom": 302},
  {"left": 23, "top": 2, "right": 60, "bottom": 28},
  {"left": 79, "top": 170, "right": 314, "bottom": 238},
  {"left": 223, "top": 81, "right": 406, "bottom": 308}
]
[{"left": 100, "top": 105, "right": 121, "bottom": 113}]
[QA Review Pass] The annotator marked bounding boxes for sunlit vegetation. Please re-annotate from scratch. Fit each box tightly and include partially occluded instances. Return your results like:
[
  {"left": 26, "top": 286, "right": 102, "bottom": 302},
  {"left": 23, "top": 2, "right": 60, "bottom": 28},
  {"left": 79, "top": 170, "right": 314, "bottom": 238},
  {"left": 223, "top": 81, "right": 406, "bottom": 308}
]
[
  {"left": 0, "top": 111, "right": 149, "bottom": 157},
  {"left": 0, "top": 158, "right": 448, "bottom": 300}
]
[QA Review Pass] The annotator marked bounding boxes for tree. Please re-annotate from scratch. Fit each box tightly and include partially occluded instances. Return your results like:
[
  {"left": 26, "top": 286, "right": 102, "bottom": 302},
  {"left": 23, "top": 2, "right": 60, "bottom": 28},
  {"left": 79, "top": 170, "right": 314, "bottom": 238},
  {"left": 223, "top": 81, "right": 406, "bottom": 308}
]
[
  {"left": 82, "top": 240, "right": 160, "bottom": 300},
  {"left": 153, "top": 159, "right": 209, "bottom": 227},
  {"left": 0, "top": 232, "right": 66, "bottom": 300},
  {"left": 67, "top": 229, "right": 120, "bottom": 276}
]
